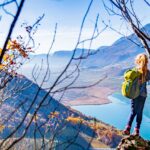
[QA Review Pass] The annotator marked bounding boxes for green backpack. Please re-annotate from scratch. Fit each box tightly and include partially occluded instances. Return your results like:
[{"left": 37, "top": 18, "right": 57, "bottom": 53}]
[{"left": 122, "top": 68, "right": 141, "bottom": 99}]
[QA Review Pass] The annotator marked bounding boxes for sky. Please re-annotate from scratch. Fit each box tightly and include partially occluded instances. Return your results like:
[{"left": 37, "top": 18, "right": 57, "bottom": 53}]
[{"left": 0, "top": 0, "right": 150, "bottom": 54}]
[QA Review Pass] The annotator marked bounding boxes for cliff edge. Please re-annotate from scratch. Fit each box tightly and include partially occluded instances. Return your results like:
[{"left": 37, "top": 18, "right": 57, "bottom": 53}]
[{"left": 117, "top": 135, "right": 150, "bottom": 150}]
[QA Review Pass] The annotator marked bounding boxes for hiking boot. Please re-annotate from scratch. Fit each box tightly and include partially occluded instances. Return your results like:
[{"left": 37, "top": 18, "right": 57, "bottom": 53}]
[
  {"left": 132, "top": 128, "right": 139, "bottom": 136},
  {"left": 123, "top": 126, "right": 131, "bottom": 135}
]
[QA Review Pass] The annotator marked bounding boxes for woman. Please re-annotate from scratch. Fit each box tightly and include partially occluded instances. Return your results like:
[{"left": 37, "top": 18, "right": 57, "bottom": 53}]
[{"left": 123, "top": 53, "right": 150, "bottom": 136}]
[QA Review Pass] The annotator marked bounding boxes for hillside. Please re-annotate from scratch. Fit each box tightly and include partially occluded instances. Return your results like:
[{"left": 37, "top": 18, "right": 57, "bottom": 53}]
[{"left": 0, "top": 75, "right": 122, "bottom": 149}]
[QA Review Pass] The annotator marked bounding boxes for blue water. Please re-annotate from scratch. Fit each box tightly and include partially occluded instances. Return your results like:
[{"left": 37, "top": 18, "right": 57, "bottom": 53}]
[{"left": 72, "top": 92, "right": 150, "bottom": 140}]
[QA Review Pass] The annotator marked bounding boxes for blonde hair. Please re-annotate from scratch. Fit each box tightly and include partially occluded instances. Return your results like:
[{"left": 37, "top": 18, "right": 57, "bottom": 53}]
[{"left": 135, "top": 53, "right": 148, "bottom": 83}]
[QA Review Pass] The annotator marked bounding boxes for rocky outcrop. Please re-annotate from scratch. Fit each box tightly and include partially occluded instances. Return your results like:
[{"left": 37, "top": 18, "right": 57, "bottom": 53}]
[
  {"left": 117, "top": 135, "right": 150, "bottom": 150},
  {"left": 97, "top": 130, "right": 122, "bottom": 148}
]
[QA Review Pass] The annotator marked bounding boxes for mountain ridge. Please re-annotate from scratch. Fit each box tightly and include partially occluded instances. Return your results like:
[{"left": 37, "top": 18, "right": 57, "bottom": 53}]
[{"left": 30, "top": 23, "right": 150, "bottom": 71}]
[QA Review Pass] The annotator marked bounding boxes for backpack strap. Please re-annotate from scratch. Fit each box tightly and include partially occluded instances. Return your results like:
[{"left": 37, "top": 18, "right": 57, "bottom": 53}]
[{"left": 133, "top": 67, "right": 141, "bottom": 77}]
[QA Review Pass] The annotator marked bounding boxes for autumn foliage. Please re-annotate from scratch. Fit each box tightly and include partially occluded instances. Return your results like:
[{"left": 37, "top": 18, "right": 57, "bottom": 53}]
[
  {"left": 48, "top": 111, "right": 59, "bottom": 119},
  {"left": 66, "top": 116, "right": 84, "bottom": 124},
  {"left": 0, "top": 124, "right": 5, "bottom": 133},
  {"left": 0, "top": 39, "right": 33, "bottom": 73}
]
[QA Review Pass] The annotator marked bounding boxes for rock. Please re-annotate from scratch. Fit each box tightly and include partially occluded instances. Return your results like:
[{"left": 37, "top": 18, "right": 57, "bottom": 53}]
[{"left": 117, "top": 135, "right": 150, "bottom": 150}]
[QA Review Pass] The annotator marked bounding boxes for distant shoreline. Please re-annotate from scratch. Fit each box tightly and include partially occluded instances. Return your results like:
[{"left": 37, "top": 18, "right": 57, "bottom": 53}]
[
  {"left": 66, "top": 101, "right": 112, "bottom": 107},
  {"left": 62, "top": 86, "right": 115, "bottom": 106}
]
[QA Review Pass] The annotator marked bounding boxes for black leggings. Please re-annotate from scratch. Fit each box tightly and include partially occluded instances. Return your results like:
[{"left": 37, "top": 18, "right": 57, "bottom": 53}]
[{"left": 127, "top": 95, "right": 146, "bottom": 129}]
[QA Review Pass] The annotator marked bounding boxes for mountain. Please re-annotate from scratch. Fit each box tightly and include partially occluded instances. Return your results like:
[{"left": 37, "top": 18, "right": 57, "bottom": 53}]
[
  {"left": 52, "top": 23, "right": 150, "bottom": 70},
  {"left": 141, "top": 23, "right": 150, "bottom": 35},
  {"left": 20, "top": 23, "right": 150, "bottom": 80},
  {"left": 53, "top": 48, "right": 95, "bottom": 58},
  {"left": 0, "top": 74, "right": 122, "bottom": 149}
]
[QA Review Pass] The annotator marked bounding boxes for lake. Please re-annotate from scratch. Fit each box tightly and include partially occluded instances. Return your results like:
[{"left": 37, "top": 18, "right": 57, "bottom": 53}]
[{"left": 72, "top": 92, "right": 150, "bottom": 140}]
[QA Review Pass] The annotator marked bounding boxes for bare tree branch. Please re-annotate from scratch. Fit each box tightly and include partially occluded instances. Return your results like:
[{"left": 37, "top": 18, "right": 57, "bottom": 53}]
[{"left": 0, "top": 0, "right": 26, "bottom": 64}]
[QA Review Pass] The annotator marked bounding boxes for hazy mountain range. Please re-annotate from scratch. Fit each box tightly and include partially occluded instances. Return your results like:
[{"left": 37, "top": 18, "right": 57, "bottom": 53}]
[
  {"left": 55, "top": 25, "right": 149, "bottom": 61},
  {"left": 23, "top": 24, "right": 150, "bottom": 77}
]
